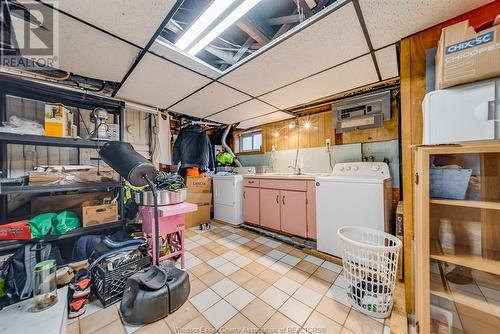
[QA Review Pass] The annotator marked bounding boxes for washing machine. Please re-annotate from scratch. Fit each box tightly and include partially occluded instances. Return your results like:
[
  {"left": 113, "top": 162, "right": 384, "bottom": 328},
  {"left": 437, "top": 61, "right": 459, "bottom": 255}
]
[
  {"left": 213, "top": 167, "right": 255, "bottom": 225},
  {"left": 315, "top": 162, "right": 392, "bottom": 258}
]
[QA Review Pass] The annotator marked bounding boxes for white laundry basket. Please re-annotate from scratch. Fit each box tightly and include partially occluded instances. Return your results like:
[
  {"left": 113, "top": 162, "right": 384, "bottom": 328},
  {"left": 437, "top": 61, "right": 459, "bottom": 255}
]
[{"left": 337, "top": 226, "right": 402, "bottom": 318}]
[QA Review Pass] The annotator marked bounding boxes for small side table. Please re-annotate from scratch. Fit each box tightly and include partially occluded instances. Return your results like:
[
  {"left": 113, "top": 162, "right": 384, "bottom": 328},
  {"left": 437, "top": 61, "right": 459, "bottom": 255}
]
[{"left": 139, "top": 202, "right": 197, "bottom": 267}]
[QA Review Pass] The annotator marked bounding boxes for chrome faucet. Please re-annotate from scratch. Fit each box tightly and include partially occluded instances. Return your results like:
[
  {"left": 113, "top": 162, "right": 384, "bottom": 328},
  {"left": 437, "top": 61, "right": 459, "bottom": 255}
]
[{"left": 288, "top": 165, "right": 302, "bottom": 175}]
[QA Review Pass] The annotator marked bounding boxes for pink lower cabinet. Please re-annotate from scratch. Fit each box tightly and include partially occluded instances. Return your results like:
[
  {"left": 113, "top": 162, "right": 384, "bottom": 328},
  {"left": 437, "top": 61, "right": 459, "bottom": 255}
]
[
  {"left": 259, "top": 188, "right": 281, "bottom": 230},
  {"left": 243, "top": 187, "right": 260, "bottom": 225},
  {"left": 243, "top": 178, "right": 317, "bottom": 240},
  {"left": 280, "top": 190, "right": 307, "bottom": 238}
]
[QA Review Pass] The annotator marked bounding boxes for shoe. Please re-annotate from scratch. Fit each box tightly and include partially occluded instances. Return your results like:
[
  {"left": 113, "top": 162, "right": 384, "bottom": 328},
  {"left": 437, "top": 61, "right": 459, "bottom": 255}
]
[
  {"left": 68, "top": 298, "right": 87, "bottom": 319},
  {"left": 69, "top": 269, "right": 91, "bottom": 299}
]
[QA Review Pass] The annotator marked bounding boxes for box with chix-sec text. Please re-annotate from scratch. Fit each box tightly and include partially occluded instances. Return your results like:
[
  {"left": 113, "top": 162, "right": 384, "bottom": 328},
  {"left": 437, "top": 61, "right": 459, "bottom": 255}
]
[{"left": 435, "top": 18, "right": 500, "bottom": 90}]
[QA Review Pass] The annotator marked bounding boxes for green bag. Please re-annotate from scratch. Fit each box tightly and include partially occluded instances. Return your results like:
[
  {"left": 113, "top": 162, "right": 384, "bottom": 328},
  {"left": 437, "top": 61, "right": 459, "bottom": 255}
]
[
  {"left": 28, "top": 211, "right": 81, "bottom": 237},
  {"left": 52, "top": 211, "right": 80, "bottom": 235},
  {"left": 29, "top": 213, "right": 56, "bottom": 238}
]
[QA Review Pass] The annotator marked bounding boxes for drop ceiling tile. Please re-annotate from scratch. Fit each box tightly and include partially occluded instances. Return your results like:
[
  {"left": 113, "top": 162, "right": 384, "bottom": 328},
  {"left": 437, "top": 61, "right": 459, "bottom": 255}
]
[
  {"left": 208, "top": 99, "right": 278, "bottom": 125},
  {"left": 116, "top": 53, "right": 211, "bottom": 108},
  {"left": 220, "top": 2, "right": 368, "bottom": 96},
  {"left": 260, "top": 55, "right": 378, "bottom": 110},
  {"left": 57, "top": 0, "right": 177, "bottom": 47},
  {"left": 359, "top": 0, "right": 494, "bottom": 49},
  {"left": 171, "top": 82, "right": 251, "bottom": 118},
  {"left": 375, "top": 44, "right": 399, "bottom": 80},
  {"left": 237, "top": 112, "right": 294, "bottom": 129},
  {"left": 12, "top": 10, "right": 140, "bottom": 82}
]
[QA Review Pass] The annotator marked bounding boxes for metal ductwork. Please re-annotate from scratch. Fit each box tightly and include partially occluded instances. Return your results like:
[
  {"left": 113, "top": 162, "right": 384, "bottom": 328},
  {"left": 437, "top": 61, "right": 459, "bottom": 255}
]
[{"left": 222, "top": 125, "right": 242, "bottom": 167}]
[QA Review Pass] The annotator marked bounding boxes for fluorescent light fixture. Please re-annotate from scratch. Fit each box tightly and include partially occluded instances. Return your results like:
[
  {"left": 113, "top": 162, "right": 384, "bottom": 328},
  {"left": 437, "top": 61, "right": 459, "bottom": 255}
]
[
  {"left": 175, "top": 0, "right": 236, "bottom": 50},
  {"left": 188, "top": 0, "right": 263, "bottom": 55}
]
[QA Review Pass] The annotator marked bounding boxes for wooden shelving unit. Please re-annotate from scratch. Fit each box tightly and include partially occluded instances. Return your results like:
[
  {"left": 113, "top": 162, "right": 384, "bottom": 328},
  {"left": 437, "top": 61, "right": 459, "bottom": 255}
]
[
  {"left": 430, "top": 199, "right": 500, "bottom": 210},
  {"left": 414, "top": 141, "right": 500, "bottom": 334}
]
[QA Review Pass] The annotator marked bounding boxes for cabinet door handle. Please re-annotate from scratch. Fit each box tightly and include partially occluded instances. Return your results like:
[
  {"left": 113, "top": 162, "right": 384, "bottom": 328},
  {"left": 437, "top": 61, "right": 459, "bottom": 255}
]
[
  {"left": 243, "top": 191, "right": 246, "bottom": 199},
  {"left": 276, "top": 194, "right": 279, "bottom": 204},
  {"left": 282, "top": 195, "right": 285, "bottom": 205},
  {"left": 248, "top": 180, "right": 254, "bottom": 184}
]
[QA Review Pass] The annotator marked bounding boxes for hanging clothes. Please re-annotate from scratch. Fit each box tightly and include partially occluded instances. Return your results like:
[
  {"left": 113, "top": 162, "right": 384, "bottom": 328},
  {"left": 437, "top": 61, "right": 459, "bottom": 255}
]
[
  {"left": 173, "top": 124, "right": 215, "bottom": 175},
  {"left": 153, "top": 113, "right": 172, "bottom": 165}
]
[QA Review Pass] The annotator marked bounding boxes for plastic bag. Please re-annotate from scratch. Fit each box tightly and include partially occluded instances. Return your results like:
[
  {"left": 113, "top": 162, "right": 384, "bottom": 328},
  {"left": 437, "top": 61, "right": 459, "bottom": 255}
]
[
  {"left": 0, "top": 116, "right": 44, "bottom": 135},
  {"left": 52, "top": 211, "right": 80, "bottom": 235},
  {"left": 29, "top": 213, "right": 56, "bottom": 238},
  {"left": 28, "top": 211, "right": 80, "bottom": 237}
]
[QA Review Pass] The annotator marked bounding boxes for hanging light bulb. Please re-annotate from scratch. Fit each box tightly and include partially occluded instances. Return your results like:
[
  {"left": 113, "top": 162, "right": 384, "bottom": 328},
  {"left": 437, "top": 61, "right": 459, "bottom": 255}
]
[
  {"left": 304, "top": 121, "right": 311, "bottom": 129},
  {"left": 288, "top": 122, "right": 296, "bottom": 129},
  {"left": 273, "top": 131, "right": 279, "bottom": 138}
]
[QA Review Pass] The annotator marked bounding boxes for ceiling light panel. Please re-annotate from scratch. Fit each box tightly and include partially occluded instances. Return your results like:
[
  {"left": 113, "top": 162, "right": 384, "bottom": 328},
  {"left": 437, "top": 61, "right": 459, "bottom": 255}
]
[
  {"left": 359, "top": 0, "right": 493, "bottom": 49},
  {"left": 176, "top": 0, "right": 236, "bottom": 50},
  {"left": 237, "top": 112, "right": 294, "bottom": 129},
  {"left": 208, "top": 99, "right": 277, "bottom": 124},
  {"left": 116, "top": 53, "right": 211, "bottom": 108},
  {"left": 12, "top": 10, "right": 139, "bottom": 82},
  {"left": 375, "top": 44, "right": 399, "bottom": 80},
  {"left": 188, "top": 0, "right": 264, "bottom": 55},
  {"left": 150, "top": 41, "right": 221, "bottom": 79},
  {"left": 170, "top": 82, "right": 251, "bottom": 118},
  {"left": 260, "top": 55, "right": 378, "bottom": 109},
  {"left": 57, "top": 0, "right": 177, "bottom": 47},
  {"left": 219, "top": 2, "right": 368, "bottom": 96}
]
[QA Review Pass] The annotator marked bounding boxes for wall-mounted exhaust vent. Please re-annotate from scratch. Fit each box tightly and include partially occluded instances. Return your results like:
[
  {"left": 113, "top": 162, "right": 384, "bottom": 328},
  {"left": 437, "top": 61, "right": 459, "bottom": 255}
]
[{"left": 332, "top": 90, "right": 391, "bottom": 133}]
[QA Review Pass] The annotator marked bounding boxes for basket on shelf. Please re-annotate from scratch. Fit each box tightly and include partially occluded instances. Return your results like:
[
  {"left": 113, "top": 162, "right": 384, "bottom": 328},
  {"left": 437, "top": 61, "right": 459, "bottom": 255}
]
[{"left": 92, "top": 254, "right": 151, "bottom": 307}]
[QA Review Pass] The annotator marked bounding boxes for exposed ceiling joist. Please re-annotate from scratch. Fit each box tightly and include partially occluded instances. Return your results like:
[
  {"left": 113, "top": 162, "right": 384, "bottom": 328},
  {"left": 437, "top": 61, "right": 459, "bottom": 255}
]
[
  {"left": 205, "top": 45, "right": 236, "bottom": 64},
  {"left": 236, "top": 17, "right": 271, "bottom": 46},
  {"left": 297, "top": 0, "right": 314, "bottom": 18},
  {"left": 267, "top": 14, "right": 301, "bottom": 26},
  {"left": 232, "top": 37, "right": 255, "bottom": 63}
]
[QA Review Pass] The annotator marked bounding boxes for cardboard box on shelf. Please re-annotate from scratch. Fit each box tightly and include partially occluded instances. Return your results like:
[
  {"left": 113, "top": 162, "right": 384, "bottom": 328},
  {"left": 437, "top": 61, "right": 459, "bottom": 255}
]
[
  {"left": 435, "top": 18, "right": 500, "bottom": 90},
  {"left": 44, "top": 104, "right": 74, "bottom": 138},
  {"left": 82, "top": 201, "right": 118, "bottom": 227},
  {"left": 186, "top": 176, "right": 212, "bottom": 193},
  {"left": 185, "top": 204, "right": 211, "bottom": 228},
  {"left": 0, "top": 220, "right": 31, "bottom": 240}
]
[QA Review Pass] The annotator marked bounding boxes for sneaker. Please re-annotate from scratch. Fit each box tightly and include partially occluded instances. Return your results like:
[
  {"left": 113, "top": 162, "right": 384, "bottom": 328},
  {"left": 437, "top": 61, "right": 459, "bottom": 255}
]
[{"left": 69, "top": 269, "right": 91, "bottom": 299}]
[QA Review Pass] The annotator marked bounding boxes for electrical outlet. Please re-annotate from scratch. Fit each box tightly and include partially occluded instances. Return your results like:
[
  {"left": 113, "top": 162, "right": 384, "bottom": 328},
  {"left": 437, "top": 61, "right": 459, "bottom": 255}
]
[{"left": 325, "top": 138, "right": 331, "bottom": 150}]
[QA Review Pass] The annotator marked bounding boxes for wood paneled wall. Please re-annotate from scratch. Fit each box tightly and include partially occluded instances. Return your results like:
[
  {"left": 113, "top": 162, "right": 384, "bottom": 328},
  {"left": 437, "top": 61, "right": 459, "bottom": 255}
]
[
  {"left": 257, "top": 99, "right": 399, "bottom": 153},
  {"left": 400, "top": 1, "right": 500, "bottom": 313}
]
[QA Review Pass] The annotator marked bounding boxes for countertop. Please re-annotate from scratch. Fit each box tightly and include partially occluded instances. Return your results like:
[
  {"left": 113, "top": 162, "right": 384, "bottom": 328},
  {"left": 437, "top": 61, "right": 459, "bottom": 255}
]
[{"left": 243, "top": 173, "right": 331, "bottom": 180}]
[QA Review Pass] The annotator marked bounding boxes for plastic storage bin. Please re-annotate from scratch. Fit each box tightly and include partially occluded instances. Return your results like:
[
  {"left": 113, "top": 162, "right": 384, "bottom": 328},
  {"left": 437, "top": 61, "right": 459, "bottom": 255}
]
[
  {"left": 337, "top": 226, "right": 402, "bottom": 318},
  {"left": 92, "top": 255, "right": 150, "bottom": 307}
]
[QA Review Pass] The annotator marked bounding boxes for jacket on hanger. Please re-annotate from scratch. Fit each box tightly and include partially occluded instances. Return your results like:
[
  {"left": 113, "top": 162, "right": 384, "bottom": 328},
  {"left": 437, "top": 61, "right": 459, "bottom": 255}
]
[{"left": 173, "top": 124, "right": 215, "bottom": 172}]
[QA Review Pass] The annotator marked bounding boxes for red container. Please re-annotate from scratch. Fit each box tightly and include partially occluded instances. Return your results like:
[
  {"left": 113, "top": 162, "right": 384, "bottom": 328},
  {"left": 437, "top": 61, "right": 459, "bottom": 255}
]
[{"left": 0, "top": 220, "right": 32, "bottom": 240}]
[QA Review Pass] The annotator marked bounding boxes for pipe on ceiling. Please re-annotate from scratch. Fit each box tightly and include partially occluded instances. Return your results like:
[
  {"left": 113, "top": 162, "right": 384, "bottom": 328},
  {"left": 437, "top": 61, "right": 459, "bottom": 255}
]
[{"left": 222, "top": 124, "right": 242, "bottom": 167}]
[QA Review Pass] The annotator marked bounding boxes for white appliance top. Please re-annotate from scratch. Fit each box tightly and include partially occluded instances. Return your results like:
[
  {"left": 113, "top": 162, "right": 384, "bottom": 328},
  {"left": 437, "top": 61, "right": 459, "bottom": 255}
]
[
  {"left": 214, "top": 166, "right": 256, "bottom": 177},
  {"left": 317, "top": 162, "right": 391, "bottom": 183}
]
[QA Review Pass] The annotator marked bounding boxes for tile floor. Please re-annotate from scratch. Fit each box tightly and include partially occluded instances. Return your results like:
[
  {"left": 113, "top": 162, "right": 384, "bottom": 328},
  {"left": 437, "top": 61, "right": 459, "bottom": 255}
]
[{"left": 66, "top": 222, "right": 391, "bottom": 334}]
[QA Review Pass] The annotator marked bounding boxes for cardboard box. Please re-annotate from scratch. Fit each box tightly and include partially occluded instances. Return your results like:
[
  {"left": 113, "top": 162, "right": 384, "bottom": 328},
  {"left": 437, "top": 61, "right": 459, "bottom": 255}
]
[
  {"left": 44, "top": 104, "right": 74, "bottom": 137},
  {"left": 185, "top": 204, "right": 211, "bottom": 228},
  {"left": 435, "top": 19, "right": 500, "bottom": 90},
  {"left": 0, "top": 220, "right": 31, "bottom": 240},
  {"left": 82, "top": 201, "right": 118, "bottom": 227},
  {"left": 187, "top": 192, "right": 212, "bottom": 206},
  {"left": 186, "top": 176, "right": 212, "bottom": 193}
]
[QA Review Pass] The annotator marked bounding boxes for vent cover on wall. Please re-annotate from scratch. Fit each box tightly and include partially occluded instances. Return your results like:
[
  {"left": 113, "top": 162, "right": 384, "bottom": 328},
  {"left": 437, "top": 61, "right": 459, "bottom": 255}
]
[{"left": 332, "top": 90, "right": 391, "bottom": 133}]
